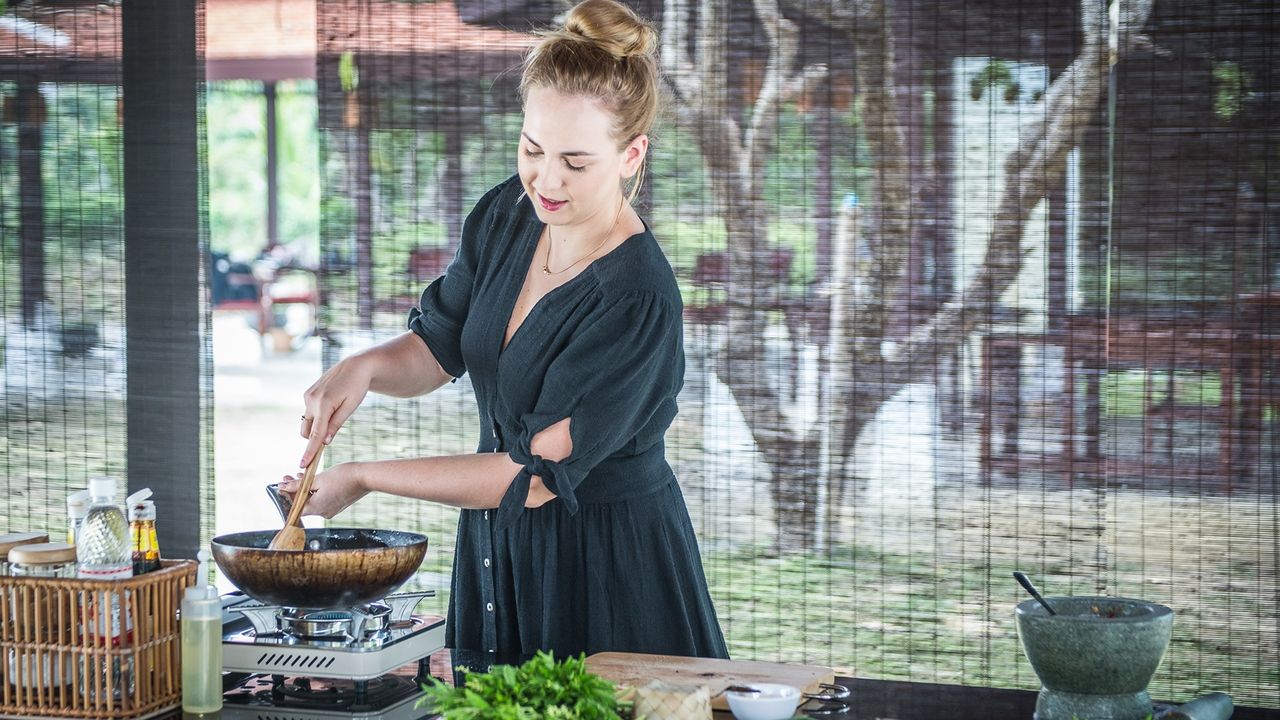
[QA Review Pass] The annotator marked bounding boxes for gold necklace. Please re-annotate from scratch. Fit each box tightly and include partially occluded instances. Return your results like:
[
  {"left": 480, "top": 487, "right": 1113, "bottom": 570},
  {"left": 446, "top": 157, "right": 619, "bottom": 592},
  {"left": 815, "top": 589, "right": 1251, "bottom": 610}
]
[{"left": 542, "top": 198, "right": 625, "bottom": 275}]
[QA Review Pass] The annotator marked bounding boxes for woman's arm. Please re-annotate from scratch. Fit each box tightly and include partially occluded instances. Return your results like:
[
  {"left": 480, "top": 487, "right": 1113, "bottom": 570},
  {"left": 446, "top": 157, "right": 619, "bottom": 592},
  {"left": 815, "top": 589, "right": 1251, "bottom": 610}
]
[
  {"left": 284, "top": 418, "right": 572, "bottom": 517},
  {"left": 299, "top": 331, "right": 453, "bottom": 468},
  {"left": 358, "top": 331, "right": 454, "bottom": 398}
]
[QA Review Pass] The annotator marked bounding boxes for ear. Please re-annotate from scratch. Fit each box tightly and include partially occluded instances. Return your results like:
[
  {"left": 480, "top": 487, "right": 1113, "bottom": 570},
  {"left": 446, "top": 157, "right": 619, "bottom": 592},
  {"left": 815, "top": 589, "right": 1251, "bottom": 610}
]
[{"left": 620, "top": 134, "right": 649, "bottom": 179}]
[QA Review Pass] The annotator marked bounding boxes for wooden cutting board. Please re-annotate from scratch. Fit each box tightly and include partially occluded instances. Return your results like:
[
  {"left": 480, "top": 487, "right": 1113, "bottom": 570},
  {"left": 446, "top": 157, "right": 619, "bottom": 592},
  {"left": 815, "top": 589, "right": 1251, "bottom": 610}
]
[{"left": 586, "top": 652, "right": 835, "bottom": 712}]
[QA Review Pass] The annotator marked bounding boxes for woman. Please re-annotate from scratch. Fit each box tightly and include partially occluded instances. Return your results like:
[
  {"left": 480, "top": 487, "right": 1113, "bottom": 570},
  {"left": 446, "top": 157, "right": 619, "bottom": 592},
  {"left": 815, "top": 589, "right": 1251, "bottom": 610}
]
[{"left": 281, "top": 0, "right": 728, "bottom": 672}]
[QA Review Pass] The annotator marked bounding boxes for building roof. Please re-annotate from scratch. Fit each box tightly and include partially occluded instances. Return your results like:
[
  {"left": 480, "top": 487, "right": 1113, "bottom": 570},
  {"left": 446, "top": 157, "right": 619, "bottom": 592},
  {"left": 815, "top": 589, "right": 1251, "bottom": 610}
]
[{"left": 0, "top": 0, "right": 533, "bottom": 81}]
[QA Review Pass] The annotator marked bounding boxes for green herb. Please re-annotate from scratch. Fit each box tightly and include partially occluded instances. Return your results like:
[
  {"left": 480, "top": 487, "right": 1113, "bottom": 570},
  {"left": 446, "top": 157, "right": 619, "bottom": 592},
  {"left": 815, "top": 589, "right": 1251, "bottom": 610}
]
[{"left": 419, "top": 651, "right": 626, "bottom": 720}]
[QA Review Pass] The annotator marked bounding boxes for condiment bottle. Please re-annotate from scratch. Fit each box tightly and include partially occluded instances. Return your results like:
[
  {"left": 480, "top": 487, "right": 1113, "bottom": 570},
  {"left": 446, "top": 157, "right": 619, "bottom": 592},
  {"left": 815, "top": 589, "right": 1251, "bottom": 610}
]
[
  {"left": 127, "top": 488, "right": 161, "bottom": 575},
  {"left": 181, "top": 549, "right": 222, "bottom": 714},
  {"left": 0, "top": 532, "right": 49, "bottom": 576},
  {"left": 66, "top": 489, "right": 92, "bottom": 545}
]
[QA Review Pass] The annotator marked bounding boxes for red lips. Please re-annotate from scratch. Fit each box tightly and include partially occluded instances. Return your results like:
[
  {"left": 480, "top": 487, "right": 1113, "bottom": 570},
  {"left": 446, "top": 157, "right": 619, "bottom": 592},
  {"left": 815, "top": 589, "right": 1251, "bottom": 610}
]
[{"left": 538, "top": 194, "right": 567, "bottom": 212}]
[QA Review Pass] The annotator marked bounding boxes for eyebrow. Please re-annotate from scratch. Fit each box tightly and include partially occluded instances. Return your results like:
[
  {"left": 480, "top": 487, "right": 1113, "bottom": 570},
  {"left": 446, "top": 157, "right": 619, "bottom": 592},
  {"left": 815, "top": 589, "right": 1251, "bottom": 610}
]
[{"left": 522, "top": 132, "right": 596, "bottom": 157}]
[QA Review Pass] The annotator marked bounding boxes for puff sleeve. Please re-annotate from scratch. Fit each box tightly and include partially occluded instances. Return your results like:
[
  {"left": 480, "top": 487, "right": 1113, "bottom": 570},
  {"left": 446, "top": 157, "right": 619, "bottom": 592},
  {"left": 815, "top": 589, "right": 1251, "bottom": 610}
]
[
  {"left": 495, "top": 291, "right": 683, "bottom": 530},
  {"left": 406, "top": 182, "right": 504, "bottom": 378}
]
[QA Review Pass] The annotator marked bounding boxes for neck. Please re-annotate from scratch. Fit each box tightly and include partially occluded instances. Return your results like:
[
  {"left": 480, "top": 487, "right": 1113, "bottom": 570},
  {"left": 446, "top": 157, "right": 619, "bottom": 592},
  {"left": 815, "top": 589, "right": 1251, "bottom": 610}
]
[
  {"left": 543, "top": 196, "right": 628, "bottom": 275},
  {"left": 552, "top": 195, "right": 627, "bottom": 249}
]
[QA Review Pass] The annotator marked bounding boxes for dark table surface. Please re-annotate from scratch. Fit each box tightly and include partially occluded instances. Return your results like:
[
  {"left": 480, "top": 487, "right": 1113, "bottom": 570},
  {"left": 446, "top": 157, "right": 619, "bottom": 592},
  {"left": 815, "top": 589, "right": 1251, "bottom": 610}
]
[
  {"left": 150, "top": 676, "right": 1280, "bottom": 719},
  {"left": 820, "top": 677, "right": 1280, "bottom": 720}
]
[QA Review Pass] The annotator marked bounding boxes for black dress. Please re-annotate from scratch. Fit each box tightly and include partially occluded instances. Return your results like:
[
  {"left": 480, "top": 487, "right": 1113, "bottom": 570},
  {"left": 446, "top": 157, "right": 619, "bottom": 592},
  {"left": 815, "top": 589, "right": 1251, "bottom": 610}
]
[{"left": 408, "top": 175, "right": 729, "bottom": 671}]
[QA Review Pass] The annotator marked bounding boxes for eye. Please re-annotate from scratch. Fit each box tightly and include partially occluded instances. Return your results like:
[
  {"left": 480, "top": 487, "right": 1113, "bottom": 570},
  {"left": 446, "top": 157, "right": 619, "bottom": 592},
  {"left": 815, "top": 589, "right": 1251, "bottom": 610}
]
[
  {"left": 523, "top": 148, "right": 543, "bottom": 158},
  {"left": 564, "top": 160, "right": 586, "bottom": 172}
]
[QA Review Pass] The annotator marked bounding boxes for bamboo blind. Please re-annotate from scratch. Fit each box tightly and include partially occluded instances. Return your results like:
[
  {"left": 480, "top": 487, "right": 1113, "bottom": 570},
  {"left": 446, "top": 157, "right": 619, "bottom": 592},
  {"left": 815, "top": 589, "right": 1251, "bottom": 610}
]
[{"left": 314, "top": 0, "right": 1278, "bottom": 709}]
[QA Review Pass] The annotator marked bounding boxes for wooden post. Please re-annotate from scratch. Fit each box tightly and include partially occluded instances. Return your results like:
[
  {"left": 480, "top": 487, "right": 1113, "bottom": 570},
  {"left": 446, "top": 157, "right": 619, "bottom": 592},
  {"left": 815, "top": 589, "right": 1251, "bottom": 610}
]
[
  {"left": 16, "top": 75, "right": 46, "bottom": 329},
  {"left": 265, "top": 80, "right": 280, "bottom": 250},
  {"left": 354, "top": 90, "right": 374, "bottom": 329}
]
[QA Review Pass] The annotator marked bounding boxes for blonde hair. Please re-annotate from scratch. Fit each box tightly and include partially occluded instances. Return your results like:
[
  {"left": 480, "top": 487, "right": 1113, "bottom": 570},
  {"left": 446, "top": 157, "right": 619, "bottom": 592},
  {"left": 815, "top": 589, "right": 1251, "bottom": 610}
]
[{"left": 520, "top": 0, "right": 660, "bottom": 201}]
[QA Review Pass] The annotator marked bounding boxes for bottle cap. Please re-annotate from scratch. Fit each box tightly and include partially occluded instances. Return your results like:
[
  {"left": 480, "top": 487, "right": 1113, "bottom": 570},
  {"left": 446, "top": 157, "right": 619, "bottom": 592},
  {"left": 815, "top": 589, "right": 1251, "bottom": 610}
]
[
  {"left": 125, "top": 487, "right": 153, "bottom": 507},
  {"left": 8, "top": 542, "right": 77, "bottom": 566},
  {"left": 88, "top": 476, "right": 118, "bottom": 500},
  {"left": 183, "top": 549, "right": 221, "bottom": 619},
  {"left": 66, "top": 489, "right": 92, "bottom": 518},
  {"left": 129, "top": 499, "right": 157, "bottom": 522},
  {"left": 0, "top": 532, "right": 50, "bottom": 559}
]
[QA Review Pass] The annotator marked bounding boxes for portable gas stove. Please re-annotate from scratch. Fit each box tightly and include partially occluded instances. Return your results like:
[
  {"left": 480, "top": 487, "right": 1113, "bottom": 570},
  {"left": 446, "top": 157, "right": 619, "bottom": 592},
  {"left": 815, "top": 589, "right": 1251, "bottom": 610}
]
[{"left": 218, "top": 591, "right": 445, "bottom": 719}]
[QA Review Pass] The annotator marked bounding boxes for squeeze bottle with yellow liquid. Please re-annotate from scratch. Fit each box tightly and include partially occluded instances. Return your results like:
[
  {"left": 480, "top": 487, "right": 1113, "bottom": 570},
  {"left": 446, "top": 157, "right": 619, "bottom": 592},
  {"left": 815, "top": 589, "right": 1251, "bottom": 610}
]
[{"left": 181, "top": 549, "right": 222, "bottom": 714}]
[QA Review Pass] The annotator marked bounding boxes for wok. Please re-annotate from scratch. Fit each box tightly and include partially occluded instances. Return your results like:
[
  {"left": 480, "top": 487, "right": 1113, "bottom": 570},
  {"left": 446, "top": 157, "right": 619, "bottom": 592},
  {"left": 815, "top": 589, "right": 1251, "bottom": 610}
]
[{"left": 211, "top": 528, "right": 428, "bottom": 609}]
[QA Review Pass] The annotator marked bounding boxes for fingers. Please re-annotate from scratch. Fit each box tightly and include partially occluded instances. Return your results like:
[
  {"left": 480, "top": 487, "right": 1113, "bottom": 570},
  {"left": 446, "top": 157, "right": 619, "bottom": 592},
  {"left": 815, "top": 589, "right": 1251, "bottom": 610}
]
[
  {"left": 279, "top": 474, "right": 320, "bottom": 514},
  {"left": 298, "top": 403, "right": 333, "bottom": 469},
  {"left": 299, "top": 363, "right": 370, "bottom": 467},
  {"left": 300, "top": 432, "right": 326, "bottom": 470},
  {"left": 299, "top": 397, "right": 356, "bottom": 468}
]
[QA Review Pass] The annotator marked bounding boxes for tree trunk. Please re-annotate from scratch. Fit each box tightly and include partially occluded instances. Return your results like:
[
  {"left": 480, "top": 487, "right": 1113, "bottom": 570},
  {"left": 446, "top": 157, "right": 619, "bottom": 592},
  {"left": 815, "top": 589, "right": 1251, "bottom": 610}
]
[
  {"left": 664, "top": 0, "right": 1155, "bottom": 550},
  {"left": 829, "top": 0, "right": 1154, "bottom": 480}
]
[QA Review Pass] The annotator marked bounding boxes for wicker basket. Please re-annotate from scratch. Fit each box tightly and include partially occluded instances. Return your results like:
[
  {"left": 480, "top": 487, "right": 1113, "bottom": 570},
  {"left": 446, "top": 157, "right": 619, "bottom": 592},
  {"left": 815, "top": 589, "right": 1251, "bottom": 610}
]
[{"left": 0, "top": 559, "right": 197, "bottom": 719}]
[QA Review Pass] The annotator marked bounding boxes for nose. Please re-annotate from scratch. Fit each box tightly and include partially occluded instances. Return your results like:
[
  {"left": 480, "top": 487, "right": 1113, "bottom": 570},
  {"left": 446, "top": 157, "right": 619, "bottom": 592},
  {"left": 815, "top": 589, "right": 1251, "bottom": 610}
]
[{"left": 538, "top": 157, "right": 565, "bottom": 191}]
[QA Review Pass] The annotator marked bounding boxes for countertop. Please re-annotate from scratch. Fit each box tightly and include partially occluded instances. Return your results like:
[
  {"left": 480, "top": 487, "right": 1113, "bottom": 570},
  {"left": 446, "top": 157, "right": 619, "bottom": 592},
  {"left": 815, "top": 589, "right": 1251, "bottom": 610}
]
[{"left": 135, "top": 676, "right": 1280, "bottom": 720}]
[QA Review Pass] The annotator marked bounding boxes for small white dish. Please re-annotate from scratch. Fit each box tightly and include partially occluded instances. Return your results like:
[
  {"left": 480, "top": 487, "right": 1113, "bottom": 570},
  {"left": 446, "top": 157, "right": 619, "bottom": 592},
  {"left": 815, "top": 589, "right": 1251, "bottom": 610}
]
[{"left": 724, "top": 682, "right": 802, "bottom": 720}]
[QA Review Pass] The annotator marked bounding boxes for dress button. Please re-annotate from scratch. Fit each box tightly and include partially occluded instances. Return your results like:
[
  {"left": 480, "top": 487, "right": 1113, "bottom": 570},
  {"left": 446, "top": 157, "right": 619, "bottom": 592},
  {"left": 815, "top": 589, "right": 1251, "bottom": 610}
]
[
  {"left": 484, "top": 558, "right": 491, "bottom": 568},
  {"left": 486, "top": 602, "right": 494, "bottom": 612}
]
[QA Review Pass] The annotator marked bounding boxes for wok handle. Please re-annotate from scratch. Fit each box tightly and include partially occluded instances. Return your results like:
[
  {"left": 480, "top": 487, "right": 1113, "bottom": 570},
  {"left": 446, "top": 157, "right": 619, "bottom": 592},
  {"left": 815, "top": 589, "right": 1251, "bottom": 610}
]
[{"left": 284, "top": 445, "right": 324, "bottom": 528}]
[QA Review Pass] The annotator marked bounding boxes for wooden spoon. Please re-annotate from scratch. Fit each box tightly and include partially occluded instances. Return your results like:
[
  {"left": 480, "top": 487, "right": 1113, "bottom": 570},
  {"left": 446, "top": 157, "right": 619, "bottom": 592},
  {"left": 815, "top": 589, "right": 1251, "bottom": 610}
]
[{"left": 268, "top": 445, "right": 324, "bottom": 551}]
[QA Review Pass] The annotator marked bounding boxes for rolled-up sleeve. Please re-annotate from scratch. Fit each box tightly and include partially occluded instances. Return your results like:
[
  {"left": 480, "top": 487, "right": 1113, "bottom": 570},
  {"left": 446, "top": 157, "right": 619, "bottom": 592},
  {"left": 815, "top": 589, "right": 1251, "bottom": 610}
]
[
  {"left": 406, "top": 182, "right": 505, "bottom": 378},
  {"left": 495, "top": 292, "right": 682, "bottom": 529}
]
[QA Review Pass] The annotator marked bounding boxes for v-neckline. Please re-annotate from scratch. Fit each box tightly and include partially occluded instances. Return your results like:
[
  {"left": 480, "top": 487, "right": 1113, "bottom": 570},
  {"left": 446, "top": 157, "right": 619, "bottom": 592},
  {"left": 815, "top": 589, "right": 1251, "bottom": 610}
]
[
  {"left": 497, "top": 206, "right": 648, "bottom": 359},
  {"left": 499, "top": 218, "right": 585, "bottom": 358}
]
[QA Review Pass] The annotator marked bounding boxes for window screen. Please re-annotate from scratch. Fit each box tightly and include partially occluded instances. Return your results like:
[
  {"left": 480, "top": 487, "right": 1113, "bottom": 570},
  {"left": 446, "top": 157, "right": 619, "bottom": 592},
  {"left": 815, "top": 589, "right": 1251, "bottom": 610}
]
[{"left": 314, "top": 0, "right": 1277, "bottom": 707}]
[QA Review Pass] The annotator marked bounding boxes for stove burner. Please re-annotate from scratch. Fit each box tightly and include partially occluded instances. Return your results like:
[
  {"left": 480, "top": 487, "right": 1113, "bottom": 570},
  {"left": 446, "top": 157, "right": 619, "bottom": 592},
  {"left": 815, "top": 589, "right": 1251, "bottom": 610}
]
[
  {"left": 230, "top": 591, "right": 432, "bottom": 640},
  {"left": 279, "top": 603, "right": 392, "bottom": 639},
  {"left": 223, "top": 672, "right": 424, "bottom": 714}
]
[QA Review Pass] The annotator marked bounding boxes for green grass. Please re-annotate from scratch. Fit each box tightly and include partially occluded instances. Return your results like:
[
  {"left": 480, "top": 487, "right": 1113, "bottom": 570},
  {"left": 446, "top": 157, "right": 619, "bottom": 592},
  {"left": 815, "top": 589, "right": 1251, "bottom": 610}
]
[
  {"left": 700, "top": 544, "right": 1278, "bottom": 705},
  {"left": 1099, "top": 369, "right": 1275, "bottom": 419}
]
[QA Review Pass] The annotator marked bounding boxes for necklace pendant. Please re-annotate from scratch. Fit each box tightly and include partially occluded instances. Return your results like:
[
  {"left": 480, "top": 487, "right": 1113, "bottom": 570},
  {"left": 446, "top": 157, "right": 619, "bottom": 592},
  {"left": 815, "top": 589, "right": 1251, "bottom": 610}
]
[{"left": 542, "top": 265, "right": 551, "bottom": 275}]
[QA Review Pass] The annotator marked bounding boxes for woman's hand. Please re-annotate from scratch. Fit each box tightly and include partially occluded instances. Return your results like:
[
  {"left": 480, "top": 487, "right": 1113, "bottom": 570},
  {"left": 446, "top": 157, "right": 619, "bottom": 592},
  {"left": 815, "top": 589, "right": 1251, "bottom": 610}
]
[
  {"left": 298, "top": 333, "right": 455, "bottom": 469},
  {"left": 299, "top": 357, "right": 374, "bottom": 468},
  {"left": 279, "top": 462, "right": 369, "bottom": 519}
]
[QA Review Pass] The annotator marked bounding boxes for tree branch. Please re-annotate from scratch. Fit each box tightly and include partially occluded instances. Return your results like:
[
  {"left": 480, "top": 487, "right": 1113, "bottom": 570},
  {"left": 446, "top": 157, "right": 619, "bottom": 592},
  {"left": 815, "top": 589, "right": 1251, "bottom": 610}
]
[
  {"left": 842, "top": 0, "right": 910, "bottom": 369},
  {"left": 697, "top": 0, "right": 729, "bottom": 116},
  {"left": 661, "top": 0, "right": 701, "bottom": 102},
  {"left": 744, "top": 0, "right": 797, "bottom": 172},
  {"left": 841, "top": 0, "right": 1156, "bottom": 455}
]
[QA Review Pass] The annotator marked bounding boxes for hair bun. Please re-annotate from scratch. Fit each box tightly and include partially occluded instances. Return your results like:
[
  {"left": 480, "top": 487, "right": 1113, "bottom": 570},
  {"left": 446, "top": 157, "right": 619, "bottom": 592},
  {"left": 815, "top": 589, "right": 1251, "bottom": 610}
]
[{"left": 563, "top": 0, "right": 657, "bottom": 59}]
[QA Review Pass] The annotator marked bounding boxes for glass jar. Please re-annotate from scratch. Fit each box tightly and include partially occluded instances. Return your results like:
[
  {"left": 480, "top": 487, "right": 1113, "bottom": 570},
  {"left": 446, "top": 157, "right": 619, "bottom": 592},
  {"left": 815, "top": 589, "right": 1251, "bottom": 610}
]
[
  {"left": 6, "top": 542, "right": 77, "bottom": 692},
  {"left": 8, "top": 542, "right": 78, "bottom": 578},
  {"left": 0, "top": 533, "right": 49, "bottom": 576}
]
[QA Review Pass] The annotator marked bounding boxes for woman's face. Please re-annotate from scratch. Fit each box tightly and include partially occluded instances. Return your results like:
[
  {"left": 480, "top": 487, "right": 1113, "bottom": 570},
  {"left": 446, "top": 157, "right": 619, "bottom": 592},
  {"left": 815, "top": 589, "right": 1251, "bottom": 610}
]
[{"left": 518, "top": 85, "right": 647, "bottom": 230}]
